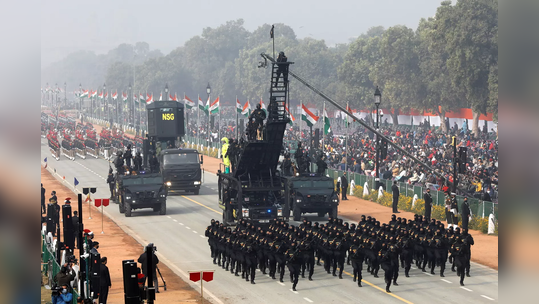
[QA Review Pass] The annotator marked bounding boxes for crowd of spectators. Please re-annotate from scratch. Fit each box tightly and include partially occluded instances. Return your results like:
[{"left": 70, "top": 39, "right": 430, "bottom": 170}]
[{"left": 185, "top": 107, "right": 498, "bottom": 202}]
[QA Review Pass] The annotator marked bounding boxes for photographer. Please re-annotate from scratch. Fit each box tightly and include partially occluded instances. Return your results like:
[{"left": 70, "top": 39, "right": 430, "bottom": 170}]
[
  {"left": 54, "top": 263, "right": 76, "bottom": 293},
  {"left": 51, "top": 284, "right": 73, "bottom": 304},
  {"left": 138, "top": 245, "right": 160, "bottom": 293}
]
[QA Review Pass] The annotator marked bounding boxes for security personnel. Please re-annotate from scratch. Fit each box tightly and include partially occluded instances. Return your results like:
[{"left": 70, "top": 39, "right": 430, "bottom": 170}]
[
  {"left": 285, "top": 240, "right": 301, "bottom": 291},
  {"left": 282, "top": 153, "right": 292, "bottom": 176},
  {"left": 299, "top": 233, "right": 315, "bottom": 281},
  {"left": 450, "top": 236, "right": 467, "bottom": 286},
  {"left": 149, "top": 153, "right": 159, "bottom": 173},
  {"left": 114, "top": 151, "right": 124, "bottom": 175},
  {"left": 124, "top": 144, "right": 133, "bottom": 169},
  {"left": 316, "top": 154, "right": 327, "bottom": 174},
  {"left": 225, "top": 139, "right": 237, "bottom": 172},
  {"left": 391, "top": 181, "right": 400, "bottom": 213},
  {"left": 221, "top": 137, "right": 230, "bottom": 173},
  {"left": 249, "top": 104, "right": 267, "bottom": 140},
  {"left": 461, "top": 198, "right": 471, "bottom": 230},
  {"left": 450, "top": 193, "right": 459, "bottom": 228},
  {"left": 294, "top": 142, "right": 304, "bottom": 173},
  {"left": 246, "top": 117, "right": 258, "bottom": 141},
  {"left": 341, "top": 173, "right": 348, "bottom": 200},
  {"left": 274, "top": 51, "right": 288, "bottom": 86},
  {"left": 41, "top": 183, "right": 46, "bottom": 214},
  {"left": 350, "top": 238, "right": 365, "bottom": 287},
  {"left": 424, "top": 188, "right": 433, "bottom": 222},
  {"left": 133, "top": 151, "right": 142, "bottom": 172},
  {"left": 461, "top": 228, "right": 474, "bottom": 277},
  {"left": 106, "top": 168, "right": 115, "bottom": 199}
]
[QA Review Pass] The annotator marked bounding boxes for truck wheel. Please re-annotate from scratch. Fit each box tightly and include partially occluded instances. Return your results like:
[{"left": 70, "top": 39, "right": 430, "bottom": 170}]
[
  {"left": 125, "top": 203, "right": 132, "bottom": 217},
  {"left": 153, "top": 206, "right": 159, "bottom": 212},
  {"left": 193, "top": 189, "right": 200, "bottom": 195},
  {"left": 331, "top": 206, "right": 338, "bottom": 218},
  {"left": 293, "top": 207, "right": 301, "bottom": 222},
  {"left": 159, "top": 201, "right": 166, "bottom": 215},
  {"left": 317, "top": 212, "right": 326, "bottom": 217},
  {"left": 119, "top": 203, "right": 125, "bottom": 214}
]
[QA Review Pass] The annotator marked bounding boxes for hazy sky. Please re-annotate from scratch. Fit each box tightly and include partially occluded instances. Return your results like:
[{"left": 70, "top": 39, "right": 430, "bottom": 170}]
[{"left": 41, "top": 0, "right": 441, "bottom": 68}]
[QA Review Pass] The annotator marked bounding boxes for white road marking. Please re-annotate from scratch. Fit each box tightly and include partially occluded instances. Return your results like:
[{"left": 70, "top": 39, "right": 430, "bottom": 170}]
[
  {"left": 193, "top": 231, "right": 198, "bottom": 233},
  {"left": 481, "top": 295, "right": 494, "bottom": 301},
  {"left": 290, "top": 289, "right": 298, "bottom": 294},
  {"left": 277, "top": 282, "right": 285, "bottom": 286},
  {"left": 461, "top": 287, "right": 473, "bottom": 292},
  {"left": 441, "top": 279, "right": 452, "bottom": 283},
  {"left": 424, "top": 273, "right": 434, "bottom": 276},
  {"left": 200, "top": 235, "right": 206, "bottom": 238},
  {"left": 304, "top": 298, "right": 313, "bottom": 303},
  {"left": 173, "top": 219, "right": 178, "bottom": 222},
  {"left": 179, "top": 223, "right": 184, "bottom": 225},
  {"left": 186, "top": 227, "right": 191, "bottom": 230},
  {"left": 167, "top": 216, "right": 172, "bottom": 219}
]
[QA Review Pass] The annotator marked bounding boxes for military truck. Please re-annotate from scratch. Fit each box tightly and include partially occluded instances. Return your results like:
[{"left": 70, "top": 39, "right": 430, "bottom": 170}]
[
  {"left": 116, "top": 173, "right": 167, "bottom": 217},
  {"left": 285, "top": 173, "right": 339, "bottom": 221},
  {"left": 159, "top": 148, "right": 203, "bottom": 195}
]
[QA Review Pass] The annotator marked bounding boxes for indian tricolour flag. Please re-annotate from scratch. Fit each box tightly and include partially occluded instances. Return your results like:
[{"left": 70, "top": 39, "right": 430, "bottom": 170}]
[
  {"left": 91, "top": 90, "right": 97, "bottom": 98},
  {"left": 323, "top": 108, "right": 331, "bottom": 134},
  {"left": 236, "top": 98, "right": 242, "bottom": 113},
  {"left": 170, "top": 94, "right": 178, "bottom": 101},
  {"left": 285, "top": 105, "right": 295, "bottom": 125},
  {"left": 122, "top": 92, "right": 128, "bottom": 102},
  {"left": 112, "top": 91, "right": 118, "bottom": 100},
  {"left": 241, "top": 100, "right": 251, "bottom": 117},
  {"left": 98, "top": 91, "right": 104, "bottom": 99},
  {"left": 80, "top": 90, "right": 89, "bottom": 98},
  {"left": 259, "top": 98, "right": 267, "bottom": 115},
  {"left": 183, "top": 95, "right": 195, "bottom": 109},
  {"left": 146, "top": 93, "right": 154, "bottom": 104},
  {"left": 301, "top": 104, "right": 319, "bottom": 127},
  {"left": 139, "top": 93, "right": 145, "bottom": 103},
  {"left": 199, "top": 96, "right": 208, "bottom": 115},
  {"left": 209, "top": 97, "right": 219, "bottom": 114}
]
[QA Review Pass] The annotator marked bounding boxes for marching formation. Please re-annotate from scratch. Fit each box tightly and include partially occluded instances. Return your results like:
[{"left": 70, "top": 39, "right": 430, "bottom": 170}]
[{"left": 206, "top": 215, "right": 474, "bottom": 292}]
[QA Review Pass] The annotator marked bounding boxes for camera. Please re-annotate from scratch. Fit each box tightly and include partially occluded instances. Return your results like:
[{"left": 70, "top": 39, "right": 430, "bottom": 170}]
[{"left": 51, "top": 285, "right": 63, "bottom": 296}]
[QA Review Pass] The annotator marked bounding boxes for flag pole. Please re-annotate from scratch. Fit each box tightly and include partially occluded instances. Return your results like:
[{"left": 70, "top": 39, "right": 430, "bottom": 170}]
[
  {"left": 218, "top": 96, "right": 221, "bottom": 155},
  {"left": 197, "top": 95, "right": 200, "bottom": 149},
  {"left": 323, "top": 101, "right": 325, "bottom": 154},
  {"left": 236, "top": 96, "right": 238, "bottom": 139},
  {"left": 345, "top": 101, "right": 349, "bottom": 172}
]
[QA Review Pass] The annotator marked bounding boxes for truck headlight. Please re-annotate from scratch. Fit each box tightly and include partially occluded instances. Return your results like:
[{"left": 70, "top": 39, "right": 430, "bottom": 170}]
[
  {"left": 242, "top": 208, "right": 249, "bottom": 218},
  {"left": 194, "top": 181, "right": 201, "bottom": 185},
  {"left": 160, "top": 194, "right": 166, "bottom": 197},
  {"left": 126, "top": 196, "right": 132, "bottom": 200},
  {"left": 296, "top": 199, "right": 302, "bottom": 203},
  {"left": 166, "top": 181, "right": 171, "bottom": 186},
  {"left": 333, "top": 199, "right": 338, "bottom": 203},
  {"left": 277, "top": 209, "right": 283, "bottom": 217}
]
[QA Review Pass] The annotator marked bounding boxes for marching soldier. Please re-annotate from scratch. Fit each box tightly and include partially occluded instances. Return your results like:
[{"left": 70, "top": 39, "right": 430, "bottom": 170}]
[
  {"left": 350, "top": 238, "right": 365, "bottom": 287},
  {"left": 285, "top": 240, "right": 302, "bottom": 291},
  {"left": 450, "top": 236, "right": 467, "bottom": 286}
]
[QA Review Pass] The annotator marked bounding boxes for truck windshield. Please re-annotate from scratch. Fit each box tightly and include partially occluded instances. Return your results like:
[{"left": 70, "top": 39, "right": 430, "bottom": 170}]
[
  {"left": 122, "top": 177, "right": 163, "bottom": 186},
  {"left": 163, "top": 153, "right": 199, "bottom": 166},
  {"left": 293, "top": 180, "right": 334, "bottom": 189}
]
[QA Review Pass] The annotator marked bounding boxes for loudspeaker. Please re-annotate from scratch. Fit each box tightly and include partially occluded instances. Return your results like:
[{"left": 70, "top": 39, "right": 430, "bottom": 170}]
[
  {"left": 62, "top": 204, "right": 75, "bottom": 250},
  {"left": 314, "top": 128, "right": 320, "bottom": 150},
  {"left": 90, "top": 253, "right": 101, "bottom": 299},
  {"left": 458, "top": 147, "right": 467, "bottom": 173},
  {"left": 123, "top": 260, "right": 141, "bottom": 304}
]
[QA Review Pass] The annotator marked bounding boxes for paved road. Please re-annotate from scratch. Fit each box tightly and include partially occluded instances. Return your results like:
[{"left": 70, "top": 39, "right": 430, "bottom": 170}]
[{"left": 41, "top": 139, "right": 498, "bottom": 304}]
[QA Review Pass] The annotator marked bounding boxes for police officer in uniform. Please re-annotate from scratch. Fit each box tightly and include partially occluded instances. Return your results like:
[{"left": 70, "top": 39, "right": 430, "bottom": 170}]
[
  {"left": 124, "top": 144, "right": 133, "bottom": 169},
  {"left": 424, "top": 188, "right": 433, "bottom": 222},
  {"left": 106, "top": 168, "right": 115, "bottom": 199},
  {"left": 285, "top": 240, "right": 301, "bottom": 291},
  {"left": 133, "top": 151, "right": 143, "bottom": 172},
  {"left": 249, "top": 104, "right": 267, "bottom": 140},
  {"left": 461, "top": 198, "right": 471, "bottom": 230}
]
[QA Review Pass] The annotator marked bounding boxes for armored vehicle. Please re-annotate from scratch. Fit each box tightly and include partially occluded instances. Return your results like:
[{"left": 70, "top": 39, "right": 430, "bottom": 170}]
[
  {"left": 286, "top": 173, "right": 339, "bottom": 221},
  {"left": 116, "top": 173, "right": 167, "bottom": 217}
]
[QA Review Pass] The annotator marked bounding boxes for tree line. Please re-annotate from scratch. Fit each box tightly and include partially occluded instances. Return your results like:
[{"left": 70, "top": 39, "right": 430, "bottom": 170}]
[{"left": 41, "top": 0, "right": 497, "bottom": 135}]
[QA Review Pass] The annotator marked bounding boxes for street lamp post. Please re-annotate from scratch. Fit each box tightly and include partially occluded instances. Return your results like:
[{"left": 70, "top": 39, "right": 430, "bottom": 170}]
[
  {"left": 206, "top": 83, "right": 211, "bottom": 147},
  {"left": 374, "top": 86, "right": 382, "bottom": 189},
  {"left": 103, "top": 83, "right": 107, "bottom": 125},
  {"left": 129, "top": 83, "right": 132, "bottom": 128},
  {"left": 164, "top": 83, "right": 169, "bottom": 101}
]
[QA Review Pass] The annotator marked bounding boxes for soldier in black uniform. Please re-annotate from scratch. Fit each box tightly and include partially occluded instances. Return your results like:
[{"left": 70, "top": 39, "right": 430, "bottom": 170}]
[
  {"left": 249, "top": 104, "right": 267, "bottom": 140},
  {"left": 226, "top": 139, "right": 237, "bottom": 172},
  {"left": 106, "top": 168, "right": 114, "bottom": 199},
  {"left": 243, "top": 238, "right": 258, "bottom": 284},
  {"left": 350, "top": 237, "right": 365, "bottom": 287},
  {"left": 380, "top": 243, "right": 399, "bottom": 293},
  {"left": 124, "top": 144, "right": 133, "bottom": 169},
  {"left": 424, "top": 188, "right": 433, "bottom": 222},
  {"left": 461, "top": 198, "right": 471, "bottom": 230},
  {"left": 450, "top": 236, "right": 467, "bottom": 286},
  {"left": 114, "top": 151, "right": 124, "bottom": 175},
  {"left": 316, "top": 154, "right": 327, "bottom": 174},
  {"left": 149, "top": 152, "right": 159, "bottom": 173},
  {"left": 461, "top": 228, "right": 474, "bottom": 277},
  {"left": 285, "top": 240, "right": 301, "bottom": 291},
  {"left": 133, "top": 151, "right": 143, "bottom": 172},
  {"left": 274, "top": 51, "right": 288, "bottom": 86},
  {"left": 294, "top": 142, "right": 303, "bottom": 174},
  {"left": 246, "top": 117, "right": 258, "bottom": 141},
  {"left": 300, "top": 233, "right": 315, "bottom": 280},
  {"left": 282, "top": 153, "right": 292, "bottom": 176}
]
